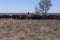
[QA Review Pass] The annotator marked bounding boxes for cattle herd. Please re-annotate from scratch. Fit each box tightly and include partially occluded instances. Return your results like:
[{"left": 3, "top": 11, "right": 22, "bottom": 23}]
[{"left": 0, "top": 13, "right": 60, "bottom": 20}]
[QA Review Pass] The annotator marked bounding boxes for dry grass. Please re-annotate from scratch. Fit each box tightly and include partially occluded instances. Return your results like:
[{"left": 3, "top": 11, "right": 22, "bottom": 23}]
[{"left": 0, "top": 18, "right": 60, "bottom": 40}]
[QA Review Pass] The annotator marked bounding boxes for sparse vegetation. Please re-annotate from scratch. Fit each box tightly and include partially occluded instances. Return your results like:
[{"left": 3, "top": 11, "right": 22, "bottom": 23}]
[{"left": 0, "top": 19, "right": 60, "bottom": 40}]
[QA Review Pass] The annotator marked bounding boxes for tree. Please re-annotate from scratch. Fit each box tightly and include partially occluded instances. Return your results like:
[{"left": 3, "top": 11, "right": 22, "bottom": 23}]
[
  {"left": 35, "top": 0, "right": 52, "bottom": 15},
  {"left": 35, "top": 6, "right": 40, "bottom": 13}
]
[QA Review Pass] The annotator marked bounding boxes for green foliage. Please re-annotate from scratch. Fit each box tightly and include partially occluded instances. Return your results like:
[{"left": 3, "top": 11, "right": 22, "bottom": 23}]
[{"left": 35, "top": 0, "right": 52, "bottom": 14}]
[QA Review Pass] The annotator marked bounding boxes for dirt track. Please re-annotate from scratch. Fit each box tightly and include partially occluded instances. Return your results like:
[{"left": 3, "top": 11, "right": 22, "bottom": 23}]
[{"left": 0, "top": 19, "right": 60, "bottom": 40}]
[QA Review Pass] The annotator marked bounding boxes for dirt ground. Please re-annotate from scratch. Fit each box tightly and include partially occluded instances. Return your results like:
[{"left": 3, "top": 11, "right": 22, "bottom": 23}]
[{"left": 0, "top": 18, "right": 60, "bottom": 40}]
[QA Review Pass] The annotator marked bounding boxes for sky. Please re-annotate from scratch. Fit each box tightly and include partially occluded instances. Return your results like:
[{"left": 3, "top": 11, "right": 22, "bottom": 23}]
[{"left": 0, "top": 0, "right": 60, "bottom": 13}]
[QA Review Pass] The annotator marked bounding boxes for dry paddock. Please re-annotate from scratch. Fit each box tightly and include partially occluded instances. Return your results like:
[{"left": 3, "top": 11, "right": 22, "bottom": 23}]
[{"left": 0, "top": 19, "right": 60, "bottom": 40}]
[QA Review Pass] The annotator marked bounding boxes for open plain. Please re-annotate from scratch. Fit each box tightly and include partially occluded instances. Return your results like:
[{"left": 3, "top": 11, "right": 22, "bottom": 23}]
[{"left": 0, "top": 19, "right": 60, "bottom": 40}]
